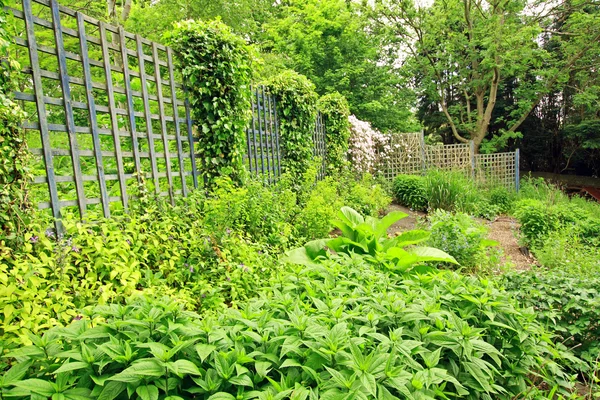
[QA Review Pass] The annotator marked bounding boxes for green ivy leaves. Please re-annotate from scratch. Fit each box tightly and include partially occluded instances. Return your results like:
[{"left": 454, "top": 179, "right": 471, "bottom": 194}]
[
  {"left": 0, "top": 4, "right": 32, "bottom": 253},
  {"left": 264, "top": 71, "right": 318, "bottom": 179},
  {"left": 318, "top": 93, "right": 351, "bottom": 174},
  {"left": 165, "top": 20, "right": 253, "bottom": 186}
]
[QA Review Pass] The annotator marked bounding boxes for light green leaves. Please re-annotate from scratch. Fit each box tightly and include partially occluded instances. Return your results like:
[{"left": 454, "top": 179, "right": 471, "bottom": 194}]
[{"left": 286, "top": 206, "right": 456, "bottom": 272}]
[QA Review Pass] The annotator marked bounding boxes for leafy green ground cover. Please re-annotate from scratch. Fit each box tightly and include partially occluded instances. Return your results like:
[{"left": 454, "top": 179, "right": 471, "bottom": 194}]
[
  {"left": 393, "top": 171, "right": 600, "bottom": 389},
  {"left": 1, "top": 260, "right": 577, "bottom": 399},
  {"left": 2, "top": 168, "right": 599, "bottom": 398}
]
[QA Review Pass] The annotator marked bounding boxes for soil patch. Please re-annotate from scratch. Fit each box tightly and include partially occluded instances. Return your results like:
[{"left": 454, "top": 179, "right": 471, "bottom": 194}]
[
  {"left": 485, "top": 216, "right": 536, "bottom": 271},
  {"left": 385, "top": 204, "right": 426, "bottom": 235}
]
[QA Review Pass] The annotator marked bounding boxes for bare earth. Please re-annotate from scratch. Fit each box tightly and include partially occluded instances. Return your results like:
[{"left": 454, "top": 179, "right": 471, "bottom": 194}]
[{"left": 385, "top": 204, "right": 536, "bottom": 271}]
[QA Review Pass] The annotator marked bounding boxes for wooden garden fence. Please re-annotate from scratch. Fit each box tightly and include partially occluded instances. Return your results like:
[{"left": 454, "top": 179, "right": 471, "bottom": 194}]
[
  {"left": 5, "top": 0, "right": 327, "bottom": 226},
  {"left": 377, "top": 133, "right": 520, "bottom": 190}
]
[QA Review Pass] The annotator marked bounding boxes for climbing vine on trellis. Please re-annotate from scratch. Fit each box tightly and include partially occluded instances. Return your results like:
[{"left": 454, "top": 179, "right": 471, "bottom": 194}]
[
  {"left": 165, "top": 19, "right": 253, "bottom": 187},
  {"left": 265, "top": 71, "right": 318, "bottom": 179},
  {"left": 0, "top": 2, "right": 32, "bottom": 252},
  {"left": 318, "top": 92, "right": 351, "bottom": 174}
]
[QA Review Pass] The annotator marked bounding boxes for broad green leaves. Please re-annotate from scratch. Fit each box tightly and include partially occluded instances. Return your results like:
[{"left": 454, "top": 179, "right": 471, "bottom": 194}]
[
  {"left": 0, "top": 262, "right": 574, "bottom": 399},
  {"left": 285, "top": 206, "right": 457, "bottom": 272}
]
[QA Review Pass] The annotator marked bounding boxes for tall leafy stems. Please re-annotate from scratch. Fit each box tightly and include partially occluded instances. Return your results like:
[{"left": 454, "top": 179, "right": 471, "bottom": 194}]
[
  {"left": 0, "top": 1, "right": 32, "bottom": 254},
  {"left": 165, "top": 20, "right": 253, "bottom": 186}
]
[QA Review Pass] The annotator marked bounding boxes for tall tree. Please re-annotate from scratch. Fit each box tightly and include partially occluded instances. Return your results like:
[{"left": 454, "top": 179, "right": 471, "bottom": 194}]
[
  {"left": 262, "top": 0, "right": 419, "bottom": 132},
  {"left": 369, "top": 0, "right": 600, "bottom": 152}
]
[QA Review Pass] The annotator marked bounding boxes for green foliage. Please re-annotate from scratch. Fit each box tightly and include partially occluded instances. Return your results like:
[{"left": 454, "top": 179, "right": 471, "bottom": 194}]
[
  {"left": 202, "top": 177, "right": 297, "bottom": 248},
  {"left": 265, "top": 70, "right": 318, "bottom": 179},
  {"left": 0, "top": 3, "right": 32, "bottom": 253},
  {"left": 533, "top": 230, "right": 600, "bottom": 277},
  {"left": 426, "top": 210, "right": 499, "bottom": 271},
  {"left": 392, "top": 174, "right": 427, "bottom": 211},
  {"left": 514, "top": 197, "right": 600, "bottom": 247},
  {"left": 488, "top": 186, "right": 516, "bottom": 214},
  {"left": 513, "top": 199, "right": 559, "bottom": 246},
  {"left": 287, "top": 206, "right": 457, "bottom": 273},
  {"left": 2, "top": 257, "right": 576, "bottom": 399},
  {"left": 263, "top": 0, "right": 418, "bottom": 132},
  {"left": 295, "top": 172, "right": 391, "bottom": 239},
  {"left": 317, "top": 92, "right": 351, "bottom": 174},
  {"left": 165, "top": 19, "right": 253, "bottom": 186},
  {"left": 342, "top": 173, "right": 391, "bottom": 218},
  {"left": 1, "top": 170, "right": 393, "bottom": 346},
  {"left": 0, "top": 191, "right": 284, "bottom": 345},
  {"left": 502, "top": 269, "right": 600, "bottom": 370}
]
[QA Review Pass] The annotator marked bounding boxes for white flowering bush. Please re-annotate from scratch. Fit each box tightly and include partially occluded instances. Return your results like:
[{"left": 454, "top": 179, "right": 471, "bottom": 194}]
[{"left": 347, "top": 115, "right": 391, "bottom": 174}]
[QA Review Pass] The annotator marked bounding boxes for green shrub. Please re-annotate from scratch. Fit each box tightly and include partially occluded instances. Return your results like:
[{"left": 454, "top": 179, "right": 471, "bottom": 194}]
[
  {"left": 265, "top": 71, "right": 318, "bottom": 179},
  {"left": 502, "top": 269, "right": 600, "bottom": 370},
  {"left": 489, "top": 186, "right": 515, "bottom": 214},
  {"left": 533, "top": 229, "right": 600, "bottom": 276},
  {"left": 514, "top": 197, "right": 600, "bottom": 248},
  {"left": 342, "top": 173, "right": 391, "bottom": 217},
  {"left": 165, "top": 19, "right": 253, "bottom": 185},
  {"left": 295, "top": 173, "right": 391, "bottom": 239},
  {"left": 2, "top": 259, "right": 576, "bottom": 399},
  {"left": 514, "top": 199, "right": 559, "bottom": 246},
  {"left": 0, "top": 189, "right": 281, "bottom": 345},
  {"left": 517, "top": 176, "right": 569, "bottom": 204},
  {"left": 392, "top": 174, "right": 427, "bottom": 211},
  {"left": 426, "top": 210, "right": 499, "bottom": 270},
  {"left": 202, "top": 177, "right": 297, "bottom": 248}
]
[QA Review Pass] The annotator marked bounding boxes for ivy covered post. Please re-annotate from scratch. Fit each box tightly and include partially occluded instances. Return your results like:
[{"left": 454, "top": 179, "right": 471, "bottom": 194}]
[
  {"left": 318, "top": 92, "right": 351, "bottom": 174},
  {"left": 165, "top": 20, "right": 253, "bottom": 187},
  {"left": 1, "top": 3, "right": 32, "bottom": 252},
  {"left": 265, "top": 71, "right": 318, "bottom": 179}
]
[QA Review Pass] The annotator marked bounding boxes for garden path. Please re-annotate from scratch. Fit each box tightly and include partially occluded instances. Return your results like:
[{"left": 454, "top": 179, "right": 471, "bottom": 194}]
[{"left": 385, "top": 204, "right": 536, "bottom": 271}]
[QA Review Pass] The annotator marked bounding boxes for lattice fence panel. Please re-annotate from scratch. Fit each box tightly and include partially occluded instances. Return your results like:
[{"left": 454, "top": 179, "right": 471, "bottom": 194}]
[
  {"left": 424, "top": 143, "right": 473, "bottom": 172},
  {"left": 475, "top": 151, "right": 518, "bottom": 189},
  {"left": 245, "top": 85, "right": 281, "bottom": 183},
  {"left": 377, "top": 132, "right": 423, "bottom": 180},
  {"left": 7, "top": 0, "right": 328, "bottom": 227},
  {"left": 313, "top": 112, "right": 327, "bottom": 180},
  {"left": 8, "top": 0, "right": 199, "bottom": 224}
]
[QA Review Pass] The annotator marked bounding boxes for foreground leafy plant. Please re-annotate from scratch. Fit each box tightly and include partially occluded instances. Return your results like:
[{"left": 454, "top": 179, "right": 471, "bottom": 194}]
[
  {"left": 286, "top": 206, "right": 457, "bottom": 273},
  {"left": 1, "top": 257, "right": 577, "bottom": 399}
]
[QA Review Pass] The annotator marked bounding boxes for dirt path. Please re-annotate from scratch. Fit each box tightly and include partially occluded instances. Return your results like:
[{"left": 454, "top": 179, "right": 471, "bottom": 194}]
[
  {"left": 385, "top": 204, "right": 536, "bottom": 271},
  {"left": 484, "top": 216, "right": 536, "bottom": 270},
  {"left": 385, "top": 204, "right": 427, "bottom": 232}
]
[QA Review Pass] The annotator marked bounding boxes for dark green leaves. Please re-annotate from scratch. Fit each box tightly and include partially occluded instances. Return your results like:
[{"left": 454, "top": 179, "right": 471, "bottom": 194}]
[{"left": 165, "top": 19, "right": 252, "bottom": 186}]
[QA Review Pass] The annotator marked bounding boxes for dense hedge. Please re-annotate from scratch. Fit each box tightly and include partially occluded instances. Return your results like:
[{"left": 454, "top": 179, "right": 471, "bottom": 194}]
[
  {"left": 0, "top": 3, "right": 32, "bottom": 253},
  {"left": 265, "top": 70, "right": 318, "bottom": 179},
  {"left": 318, "top": 92, "right": 351, "bottom": 174},
  {"left": 165, "top": 20, "right": 253, "bottom": 186}
]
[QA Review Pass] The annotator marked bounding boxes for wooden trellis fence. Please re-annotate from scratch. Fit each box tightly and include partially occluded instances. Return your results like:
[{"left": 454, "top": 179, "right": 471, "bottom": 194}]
[
  {"left": 475, "top": 150, "right": 520, "bottom": 190},
  {"left": 6, "top": 0, "right": 326, "bottom": 226},
  {"left": 313, "top": 112, "right": 327, "bottom": 180},
  {"left": 377, "top": 133, "right": 519, "bottom": 190}
]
